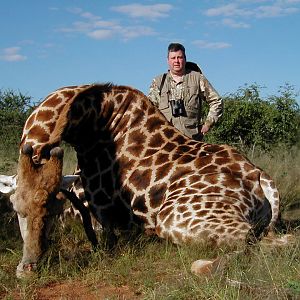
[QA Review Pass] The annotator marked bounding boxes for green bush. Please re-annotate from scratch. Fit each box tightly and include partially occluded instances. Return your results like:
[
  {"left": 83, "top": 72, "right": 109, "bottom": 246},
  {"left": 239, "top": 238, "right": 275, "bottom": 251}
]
[
  {"left": 0, "top": 88, "right": 33, "bottom": 142},
  {"left": 206, "top": 83, "right": 300, "bottom": 150},
  {"left": 0, "top": 89, "right": 34, "bottom": 171}
]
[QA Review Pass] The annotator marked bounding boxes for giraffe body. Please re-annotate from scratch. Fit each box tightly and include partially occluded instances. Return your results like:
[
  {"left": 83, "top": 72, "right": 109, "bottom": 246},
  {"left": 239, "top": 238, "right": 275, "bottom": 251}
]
[{"left": 11, "top": 84, "right": 280, "bottom": 277}]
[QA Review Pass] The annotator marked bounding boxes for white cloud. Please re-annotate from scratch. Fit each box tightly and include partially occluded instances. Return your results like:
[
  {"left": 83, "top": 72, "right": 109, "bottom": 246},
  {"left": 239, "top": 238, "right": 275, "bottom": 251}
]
[
  {"left": 0, "top": 47, "right": 27, "bottom": 62},
  {"left": 49, "top": 7, "right": 59, "bottom": 11},
  {"left": 222, "top": 18, "right": 250, "bottom": 28},
  {"left": 119, "top": 26, "right": 156, "bottom": 41},
  {"left": 58, "top": 8, "right": 157, "bottom": 41},
  {"left": 255, "top": 4, "right": 299, "bottom": 17},
  {"left": 111, "top": 3, "right": 173, "bottom": 19},
  {"left": 80, "top": 11, "right": 100, "bottom": 21},
  {"left": 94, "top": 20, "right": 117, "bottom": 27},
  {"left": 192, "top": 40, "right": 232, "bottom": 49},
  {"left": 279, "top": 0, "right": 300, "bottom": 4},
  {"left": 87, "top": 29, "right": 113, "bottom": 40},
  {"left": 204, "top": 4, "right": 251, "bottom": 17},
  {"left": 203, "top": 1, "right": 300, "bottom": 31},
  {"left": 204, "top": 1, "right": 300, "bottom": 19}
]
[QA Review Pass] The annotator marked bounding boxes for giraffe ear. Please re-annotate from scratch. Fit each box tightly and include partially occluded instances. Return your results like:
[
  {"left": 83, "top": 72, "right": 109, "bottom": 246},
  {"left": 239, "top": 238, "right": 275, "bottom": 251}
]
[
  {"left": 0, "top": 174, "right": 17, "bottom": 194},
  {"left": 60, "top": 175, "right": 80, "bottom": 190}
]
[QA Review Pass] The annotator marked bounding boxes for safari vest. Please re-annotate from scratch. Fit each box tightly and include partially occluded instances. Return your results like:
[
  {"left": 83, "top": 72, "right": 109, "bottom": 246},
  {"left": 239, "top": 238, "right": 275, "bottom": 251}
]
[{"left": 154, "top": 69, "right": 205, "bottom": 139}]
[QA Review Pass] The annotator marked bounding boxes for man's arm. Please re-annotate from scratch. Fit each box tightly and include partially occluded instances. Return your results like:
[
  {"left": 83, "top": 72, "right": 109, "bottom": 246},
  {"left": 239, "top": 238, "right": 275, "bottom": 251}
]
[
  {"left": 200, "top": 74, "right": 223, "bottom": 132},
  {"left": 148, "top": 78, "right": 160, "bottom": 107}
]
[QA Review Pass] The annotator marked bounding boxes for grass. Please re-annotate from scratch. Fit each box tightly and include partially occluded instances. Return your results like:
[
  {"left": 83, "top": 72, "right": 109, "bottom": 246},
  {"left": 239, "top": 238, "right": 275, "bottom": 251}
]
[
  {"left": 249, "top": 145, "right": 300, "bottom": 209},
  {"left": 1, "top": 221, "right": 300, "bottom": 299},
  {"left": 0, "top": 145, "right": 300, "bottom": 299}
]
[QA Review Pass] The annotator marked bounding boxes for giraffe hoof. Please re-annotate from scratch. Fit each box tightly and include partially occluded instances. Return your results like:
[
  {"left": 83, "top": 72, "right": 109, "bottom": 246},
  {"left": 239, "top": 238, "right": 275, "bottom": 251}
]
[
  {"left": 22, "top": 144, "right": 33, "bottom": 155},
  {"left": 191, "top": 257, "right": 224, "bottom": 276},
  {"left": 50, "top": 147, "right": 64, "bottom": 159},
  {"left": 16, "top": 262, "right": 37, "bottom": 279}
]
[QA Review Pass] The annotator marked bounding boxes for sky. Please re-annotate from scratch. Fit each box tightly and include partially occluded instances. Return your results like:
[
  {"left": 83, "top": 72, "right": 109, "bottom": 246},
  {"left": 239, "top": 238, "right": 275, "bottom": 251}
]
[{"left": 1, "top": 0, "right": 300, "bottom": 105}]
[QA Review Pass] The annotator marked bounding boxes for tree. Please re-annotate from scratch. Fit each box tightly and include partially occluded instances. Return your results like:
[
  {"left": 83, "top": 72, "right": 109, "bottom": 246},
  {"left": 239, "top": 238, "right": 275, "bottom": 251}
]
[
  {"left": 0, "top": 89, "right": 34, "bottom": 154},
  {"left": 206, "top": 83, "right": 300, "bottom": 150}
]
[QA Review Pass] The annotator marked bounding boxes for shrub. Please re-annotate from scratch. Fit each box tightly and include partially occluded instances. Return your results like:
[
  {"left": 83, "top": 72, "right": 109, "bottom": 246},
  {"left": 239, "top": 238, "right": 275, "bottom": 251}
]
[
  {"left": 206, "top": 83, "right": 300, "bottom": 150},
  {"left": 0, "top": 89, "right": 34, "bottom": 171}
]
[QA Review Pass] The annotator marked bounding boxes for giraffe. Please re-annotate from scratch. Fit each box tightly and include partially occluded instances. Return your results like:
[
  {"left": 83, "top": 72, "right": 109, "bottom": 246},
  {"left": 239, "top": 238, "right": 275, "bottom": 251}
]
[{"left": 11, "top": 83, "right": 280, "bottom": 278}]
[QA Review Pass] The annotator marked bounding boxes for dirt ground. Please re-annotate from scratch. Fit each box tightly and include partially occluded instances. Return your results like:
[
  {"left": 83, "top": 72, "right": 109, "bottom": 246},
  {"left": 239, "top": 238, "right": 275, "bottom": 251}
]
[{"left": 6, "top": 280, "right": 143, "bottom": 300}]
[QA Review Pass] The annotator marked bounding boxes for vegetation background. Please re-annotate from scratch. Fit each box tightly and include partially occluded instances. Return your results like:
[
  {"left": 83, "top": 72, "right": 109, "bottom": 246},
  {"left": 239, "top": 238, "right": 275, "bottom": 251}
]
[{"left": 0, "top": 84, "right": 299, "bottom": 299}]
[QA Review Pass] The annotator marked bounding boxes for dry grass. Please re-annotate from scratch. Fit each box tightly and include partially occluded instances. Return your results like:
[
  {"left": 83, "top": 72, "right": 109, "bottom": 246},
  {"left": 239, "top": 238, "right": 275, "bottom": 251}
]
[
  {"left": 249, "top": 145, "right": 300, "bottom": 208},
  {"left": 0, "top": 145, "right": 300, "bottom": 299},
  {"left": 1, "top": 224, "right": 300, "bottom": 299}
]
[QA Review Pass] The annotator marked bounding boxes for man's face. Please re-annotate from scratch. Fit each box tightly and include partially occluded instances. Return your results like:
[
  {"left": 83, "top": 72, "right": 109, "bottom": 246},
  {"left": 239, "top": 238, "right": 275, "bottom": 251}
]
[{"left": 167, "top": 50, "right": 186, "bottom": 75}]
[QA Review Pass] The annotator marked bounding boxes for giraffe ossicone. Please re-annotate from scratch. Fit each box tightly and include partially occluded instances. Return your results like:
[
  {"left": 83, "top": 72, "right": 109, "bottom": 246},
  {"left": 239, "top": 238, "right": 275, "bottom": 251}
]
[{"left": 11, "top": 83, "right": 281, "bottom": 278}]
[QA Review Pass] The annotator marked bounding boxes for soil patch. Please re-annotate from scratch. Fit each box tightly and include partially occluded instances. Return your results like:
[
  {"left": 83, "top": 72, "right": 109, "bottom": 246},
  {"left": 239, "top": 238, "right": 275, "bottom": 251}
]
[{"left": 8, "top": 280, "right": 143, "bottom": 300}]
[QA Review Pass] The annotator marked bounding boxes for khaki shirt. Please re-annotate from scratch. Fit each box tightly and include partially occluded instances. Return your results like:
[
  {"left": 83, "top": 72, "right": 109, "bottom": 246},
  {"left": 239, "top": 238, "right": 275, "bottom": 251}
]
[{"left": 148, "top": 69, "right": 223, "bottom": 139}]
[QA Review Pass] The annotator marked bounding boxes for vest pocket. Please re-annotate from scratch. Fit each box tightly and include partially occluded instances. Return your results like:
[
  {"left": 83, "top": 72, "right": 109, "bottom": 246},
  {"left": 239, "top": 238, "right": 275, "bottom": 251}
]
[
  {"left": 158, "top": 91, "right": 169, "bottom": 110},
  {"left": 185, "top": 107, "right": 198, "bottom": 119},
  {"left": 185, "top": 85, "right": 200, "bottom": 108},
  {"left": 182, "top": 107, "right": 198, "bottom": 129},
  {"left": 184, "top": 120, "right": 197, "bottom": 129}
]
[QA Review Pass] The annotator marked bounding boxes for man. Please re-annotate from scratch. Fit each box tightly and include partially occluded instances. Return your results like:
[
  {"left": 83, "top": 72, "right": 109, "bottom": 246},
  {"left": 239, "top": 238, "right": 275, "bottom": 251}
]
[{"left": 148, "top": 43, "right": 223, "bottom": 140}]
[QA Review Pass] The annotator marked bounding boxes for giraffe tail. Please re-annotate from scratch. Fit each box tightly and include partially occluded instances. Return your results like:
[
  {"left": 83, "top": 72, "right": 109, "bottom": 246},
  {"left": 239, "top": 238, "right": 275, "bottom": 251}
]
[
  {"left": 259, "top": 170, "right": 280, "bottom": 231},
  {"left": 244, "top": 171, "right": 280, "bottom": 245}
]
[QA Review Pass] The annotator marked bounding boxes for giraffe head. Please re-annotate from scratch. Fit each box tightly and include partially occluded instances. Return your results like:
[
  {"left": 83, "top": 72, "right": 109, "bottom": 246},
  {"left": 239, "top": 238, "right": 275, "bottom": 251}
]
[{"left": 10, "top": 144, "right": 65, "bottom": 277}]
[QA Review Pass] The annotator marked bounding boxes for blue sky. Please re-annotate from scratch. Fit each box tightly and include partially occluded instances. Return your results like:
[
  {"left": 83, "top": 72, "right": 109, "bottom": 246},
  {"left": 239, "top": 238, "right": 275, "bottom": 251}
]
[{"left": 1, "top": 0, "right": 300, "bottom": 104}]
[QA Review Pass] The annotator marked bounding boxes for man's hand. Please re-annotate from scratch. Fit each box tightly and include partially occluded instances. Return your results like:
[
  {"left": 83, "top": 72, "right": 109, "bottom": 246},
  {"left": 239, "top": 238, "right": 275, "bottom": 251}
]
[{"left": 200, "top": 124, "right": 210, "bottom": 135}]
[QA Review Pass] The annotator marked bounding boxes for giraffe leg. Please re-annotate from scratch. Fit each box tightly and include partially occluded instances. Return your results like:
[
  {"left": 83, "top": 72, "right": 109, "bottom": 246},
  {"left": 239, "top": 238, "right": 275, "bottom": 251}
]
[
  {"left": 260, "top": 232, "right": 295, "bottom": 247},
  {"left": 155, "top": 195, "right": 257, "bottom": 276},
  {"left": 155, "top": 196, "right": 252, "bottom": 245},
  {"left": 60, "top": 189, "right": 98, "bottom": 248}
]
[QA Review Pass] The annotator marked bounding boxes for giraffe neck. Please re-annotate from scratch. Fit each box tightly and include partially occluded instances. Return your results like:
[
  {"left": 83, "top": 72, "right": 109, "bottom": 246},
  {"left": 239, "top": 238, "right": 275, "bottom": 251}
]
[
  {"left": 63, "top": 84, "right": 186, "bottom": 153},
  {"left": 59, "top": 85, "right": 207, "bottom": 229},
  {"left": 21, "top": 85, "right": 91, "bottom": 162}
]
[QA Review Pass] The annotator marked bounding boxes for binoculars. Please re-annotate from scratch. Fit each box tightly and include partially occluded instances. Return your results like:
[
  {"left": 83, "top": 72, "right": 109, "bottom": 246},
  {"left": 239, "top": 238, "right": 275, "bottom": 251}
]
[{"left": 170, "top": 99, "right": 185, "bottom": 117}]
